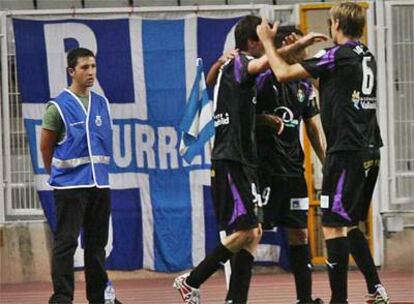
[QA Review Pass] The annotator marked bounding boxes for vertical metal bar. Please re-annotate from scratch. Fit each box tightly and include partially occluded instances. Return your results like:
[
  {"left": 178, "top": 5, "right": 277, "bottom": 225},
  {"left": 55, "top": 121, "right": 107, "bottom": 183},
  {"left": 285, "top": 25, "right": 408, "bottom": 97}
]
[
  {"left": 396, "top": 5, "right": 400, "bottom": 197},
  {"left": 1, "top": 13, "right": 12, "bottom": 217},
  {"left": 0, "top": 13, "right": 6, "bottom": 222},
  {"left": 14, "top": 55, "right": 20, "bottom": 210},
  {"left": 366, "top": 0, "right": 381, "bottom": 266},
  {"left": 404, "top": 5, "right": 408, "bottom": 195},
  {"left": 410, "top": 7, "right": 414, "bottom": 191},
  {"left": 13, "top": 49, "right": 24, "bottom": 210},
  {"left": 407, "top": 6, "right": 413, "bottom": 199},
  {"left": 11, "top": 54, "right": 18, "bottom": 210},
  {"left": 402, "top": 6, "right": 407, "bottom": 199},
  {"left": 386, "top": 2, "right": 397, "bottom": 207},
  {"left": 401, "top": 5, "right": 406, "bottom": 198},
  {"left": 375, "top": 0, "right": 390, "bottom": 264}
]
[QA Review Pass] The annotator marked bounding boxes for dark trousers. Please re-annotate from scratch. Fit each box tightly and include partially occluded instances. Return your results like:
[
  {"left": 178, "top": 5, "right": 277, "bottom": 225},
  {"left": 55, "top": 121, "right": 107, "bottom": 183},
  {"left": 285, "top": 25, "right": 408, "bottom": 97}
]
[{"left": 49, "top": 187, "right": 111, "bottom": 304}]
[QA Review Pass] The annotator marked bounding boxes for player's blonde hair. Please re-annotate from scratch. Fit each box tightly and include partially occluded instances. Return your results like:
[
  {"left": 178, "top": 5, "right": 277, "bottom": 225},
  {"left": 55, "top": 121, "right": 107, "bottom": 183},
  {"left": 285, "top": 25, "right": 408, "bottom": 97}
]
[{"left": 330, "top": 2, "right": 365, "bottom": 39}]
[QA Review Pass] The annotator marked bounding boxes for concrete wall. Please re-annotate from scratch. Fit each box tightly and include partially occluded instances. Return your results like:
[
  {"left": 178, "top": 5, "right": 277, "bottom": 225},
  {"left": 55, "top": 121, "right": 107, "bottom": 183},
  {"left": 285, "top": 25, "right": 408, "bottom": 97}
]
[
  {"left": 383, "top": 228, "right": 414, "bottom": 272},
  {"left": 0, "top": 221, "right": 53, "bottom": 283},
  {"left": 0, "top": 221, "right": 185, "bottom": 284}
]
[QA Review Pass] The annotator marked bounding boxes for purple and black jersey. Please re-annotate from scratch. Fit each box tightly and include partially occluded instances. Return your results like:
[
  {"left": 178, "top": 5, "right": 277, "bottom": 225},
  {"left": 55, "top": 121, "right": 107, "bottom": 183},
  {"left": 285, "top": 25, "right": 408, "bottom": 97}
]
[
  {"left": 256, "top": 70, "right": 319, "bottom": 177},
  {"left": 300, "top": 41, "right": 383, "bottom": 153},
  {"left": 211, "top": 53, "right": 259, "bottom": 167}
]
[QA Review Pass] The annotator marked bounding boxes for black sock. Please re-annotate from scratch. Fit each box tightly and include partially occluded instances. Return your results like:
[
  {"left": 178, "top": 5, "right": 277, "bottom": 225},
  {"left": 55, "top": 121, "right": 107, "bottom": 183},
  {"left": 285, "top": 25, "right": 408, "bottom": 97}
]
[
  {"left": 186, "top": 243, "right": 233, "bottom": 288},
  {"left": 225, "top": 249, "right": 254, "bottom": 303},
  {"left": 348, "top": 228, "right": 381, "bottom": 294},
  {"left": 290, "top": 244, "right": 313, "bottom": 302},
  {"left": 326, "top": 237, "right": 349, "bottom": 304}
]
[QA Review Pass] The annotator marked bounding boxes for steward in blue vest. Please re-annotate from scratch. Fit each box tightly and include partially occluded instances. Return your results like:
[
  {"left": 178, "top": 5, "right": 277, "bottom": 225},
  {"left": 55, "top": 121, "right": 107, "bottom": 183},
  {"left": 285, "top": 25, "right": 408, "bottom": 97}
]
[
  {"left": 48, "top": 88, "right": 112, "bottom": 188},
  {"left": 40, "top": 47, "right": 121, "bottom": 304}
]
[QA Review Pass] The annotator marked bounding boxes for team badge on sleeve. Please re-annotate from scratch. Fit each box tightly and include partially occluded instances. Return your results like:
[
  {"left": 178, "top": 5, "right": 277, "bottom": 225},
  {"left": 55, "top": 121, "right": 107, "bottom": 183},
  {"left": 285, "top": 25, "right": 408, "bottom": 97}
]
[{"left": 297, "top": 88, "right": 305, "bottom": 103}]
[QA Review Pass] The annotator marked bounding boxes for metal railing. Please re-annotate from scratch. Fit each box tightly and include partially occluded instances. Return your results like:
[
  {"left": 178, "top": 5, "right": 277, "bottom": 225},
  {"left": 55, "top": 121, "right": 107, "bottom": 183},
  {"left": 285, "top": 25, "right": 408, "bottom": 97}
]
[{"left": 386, "top": 1, "right": 414, "bottom": 206}]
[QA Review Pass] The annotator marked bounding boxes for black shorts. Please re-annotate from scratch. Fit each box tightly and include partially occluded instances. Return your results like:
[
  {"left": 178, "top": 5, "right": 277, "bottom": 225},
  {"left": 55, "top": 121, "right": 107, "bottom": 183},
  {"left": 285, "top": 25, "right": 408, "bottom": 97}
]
[
  {"left": 259, "top": 173, "right": 309, "bottom": 229},
  {"left": 211, "top": 160, "right": 260, "bottom": 232},
  {"left": 321, "top": 149, "right": 380, "bottom": 227}
]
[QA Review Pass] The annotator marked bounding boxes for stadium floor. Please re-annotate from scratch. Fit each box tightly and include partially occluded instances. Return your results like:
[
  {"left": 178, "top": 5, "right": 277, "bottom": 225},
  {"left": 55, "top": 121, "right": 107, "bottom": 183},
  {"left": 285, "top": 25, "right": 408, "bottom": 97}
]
[{"left": 1, "top": 270, "right": 413, "bottom": 303}]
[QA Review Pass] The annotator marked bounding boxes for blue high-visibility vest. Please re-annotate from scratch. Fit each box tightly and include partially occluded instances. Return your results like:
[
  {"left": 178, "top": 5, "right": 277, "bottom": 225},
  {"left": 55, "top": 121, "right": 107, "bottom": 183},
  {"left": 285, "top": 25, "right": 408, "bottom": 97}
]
[{"left": 48, "top": 88, "right": 112, "bottom": 189}]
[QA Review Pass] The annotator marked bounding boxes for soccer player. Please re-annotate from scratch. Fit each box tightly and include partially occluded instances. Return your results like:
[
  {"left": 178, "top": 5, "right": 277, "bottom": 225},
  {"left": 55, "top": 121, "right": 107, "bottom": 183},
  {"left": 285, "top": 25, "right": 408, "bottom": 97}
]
[
  {"left": 256, "top": 2, "right": 389, "bottom": 304},
  {"left": 173, "top": 15, "right": 269, "bottom": 304},
  {"left": 255, "top": 26, "right": 326, "bottom": 304},
  {"left": 205, "top": 27, "right": 328, "bottom": 304}
]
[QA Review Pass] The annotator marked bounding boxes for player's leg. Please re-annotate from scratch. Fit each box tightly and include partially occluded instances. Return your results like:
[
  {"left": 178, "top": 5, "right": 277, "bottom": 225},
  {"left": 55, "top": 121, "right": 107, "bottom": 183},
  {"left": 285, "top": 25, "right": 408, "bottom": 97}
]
[
  {"left": 223, "top": 164, "right": 263, "bottom": 304},
  {"left": 284, "top": 176, "right": 323, "bottom": 304},
  {"left": 322, "top": 226, "right": 349, "bottom": 304},
  {"left": 225, "top": 226, "right": 262, "bottom": 304},
  {"left": 174, "top": 161, "right": 261, "bottom": 304},
  {"left": 321, "top": 152, "right": 355, "bottom": 304},
  {"left": 348, "top": 225, "right": 388, "bottom": 304},
  {"left": 288, "top": 228, "right": 315, "bottom": 304},
  {"left": 347, "top": 150, "right": 389, "bottom": 303}
]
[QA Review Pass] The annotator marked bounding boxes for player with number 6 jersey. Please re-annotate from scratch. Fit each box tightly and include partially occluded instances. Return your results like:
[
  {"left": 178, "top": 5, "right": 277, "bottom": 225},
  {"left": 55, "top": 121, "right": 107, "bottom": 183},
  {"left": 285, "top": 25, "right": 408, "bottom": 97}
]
[
  {"left": 257, "top": 2, "right": 388, "bottom": 303},
  {"left": 301, "top": 40, "right": 382, "bottom": 153}
]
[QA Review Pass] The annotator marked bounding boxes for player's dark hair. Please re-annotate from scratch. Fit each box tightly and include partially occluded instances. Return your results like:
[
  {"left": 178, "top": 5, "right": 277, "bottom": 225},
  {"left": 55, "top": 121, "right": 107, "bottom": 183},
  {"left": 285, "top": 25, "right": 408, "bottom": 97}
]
[
  {"left": 235, "top": 15, "right": 262, "bottom": 51},
  {"left": 274, "top": 25, "right": 304, "bottom": 48},
  {"left": 330, "top": 2, "right": 365, "bottom": 39},
  {"left": 67, "top": 47, "right": 95, "bottom": 69}
]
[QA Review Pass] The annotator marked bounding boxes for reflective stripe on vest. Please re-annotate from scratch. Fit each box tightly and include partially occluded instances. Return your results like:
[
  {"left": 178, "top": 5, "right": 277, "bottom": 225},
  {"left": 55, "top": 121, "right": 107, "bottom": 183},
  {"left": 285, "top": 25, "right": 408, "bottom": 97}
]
[{"left": 52, "top": 155, "right": 110, "bottom": 169}]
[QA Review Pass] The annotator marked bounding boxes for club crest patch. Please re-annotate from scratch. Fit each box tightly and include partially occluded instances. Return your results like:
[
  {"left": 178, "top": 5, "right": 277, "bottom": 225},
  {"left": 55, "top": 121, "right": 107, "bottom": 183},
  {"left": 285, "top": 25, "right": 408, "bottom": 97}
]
[
  {"left": 95, "top": 115, "right": 102, "bottom": 127},
  {"left": 297, "top": 88, "right": 305, "bottom": 103}
]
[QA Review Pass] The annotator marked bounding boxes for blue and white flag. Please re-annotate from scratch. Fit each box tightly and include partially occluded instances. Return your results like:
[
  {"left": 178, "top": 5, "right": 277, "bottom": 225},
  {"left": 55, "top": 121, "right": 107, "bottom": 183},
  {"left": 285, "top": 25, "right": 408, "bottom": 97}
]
[
  {"left": 12, "top": 14, "right": 290, "bottom": 273},
  {"left": 179, "top": 58, "right": 214, "bottom": 164}
]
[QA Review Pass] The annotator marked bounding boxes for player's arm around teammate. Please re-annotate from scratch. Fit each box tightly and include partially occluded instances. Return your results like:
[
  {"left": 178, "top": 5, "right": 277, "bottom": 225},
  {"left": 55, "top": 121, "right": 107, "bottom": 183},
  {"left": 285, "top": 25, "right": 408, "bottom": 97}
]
[
  {"left": 206, "top": 49, "right": 239, "bottom": 87},
  {"left": 304, "top": 115, "right": 326, "bottom": 166}
]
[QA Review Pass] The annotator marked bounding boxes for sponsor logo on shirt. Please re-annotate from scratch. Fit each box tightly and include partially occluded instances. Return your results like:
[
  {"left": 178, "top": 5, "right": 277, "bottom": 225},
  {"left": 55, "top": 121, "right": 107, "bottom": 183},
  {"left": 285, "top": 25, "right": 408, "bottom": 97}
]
[
  {"left": 273, "top": 106, "right": 299, "bottom": 128},
  {"left": 214, "top": 112, "right": 230, "bottom": 127},
  {"left": 351, "top": 90, "right": 377, "bottom": 110}
]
